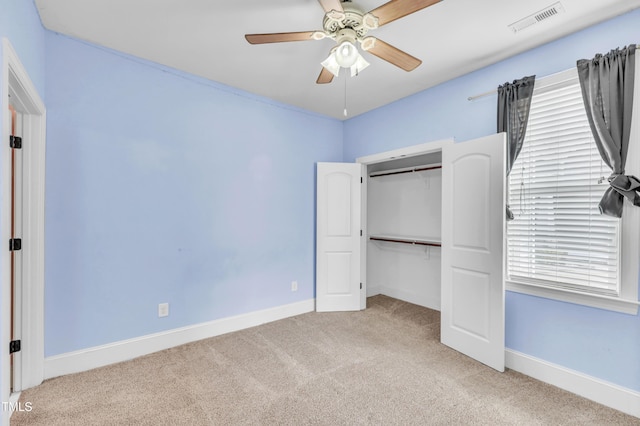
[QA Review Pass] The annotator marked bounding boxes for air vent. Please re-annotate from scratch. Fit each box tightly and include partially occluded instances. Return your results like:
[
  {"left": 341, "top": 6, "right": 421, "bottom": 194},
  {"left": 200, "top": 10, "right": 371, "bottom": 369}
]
[{"left": 509, "top": 2, "right": 565, "bottom": 33}]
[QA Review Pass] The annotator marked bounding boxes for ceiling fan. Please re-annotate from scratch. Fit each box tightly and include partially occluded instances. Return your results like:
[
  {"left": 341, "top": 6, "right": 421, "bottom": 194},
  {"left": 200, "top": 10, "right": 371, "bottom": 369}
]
[{"left": 245, "top": 0, "right": 441, "bottom": 84}]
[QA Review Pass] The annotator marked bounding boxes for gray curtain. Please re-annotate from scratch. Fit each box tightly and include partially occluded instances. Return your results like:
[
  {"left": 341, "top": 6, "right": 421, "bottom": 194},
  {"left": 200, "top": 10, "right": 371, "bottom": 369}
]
[
  {"left": 497, "top": 75, "right": 536, "bottom": 220},
  {"left": 577, "top": 44, "right": 637, "bottom": 218}
]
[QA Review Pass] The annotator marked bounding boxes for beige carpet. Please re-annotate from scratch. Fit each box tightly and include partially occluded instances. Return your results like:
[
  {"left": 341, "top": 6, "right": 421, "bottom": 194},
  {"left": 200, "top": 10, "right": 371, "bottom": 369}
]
[{"left": 11, "top": 296, "right": 640, "bottom": 425}]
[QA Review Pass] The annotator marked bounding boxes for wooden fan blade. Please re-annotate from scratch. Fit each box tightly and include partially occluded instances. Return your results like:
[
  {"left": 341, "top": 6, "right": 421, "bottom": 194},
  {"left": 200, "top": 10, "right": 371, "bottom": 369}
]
[
  {"left": 318, "top": 0, "right": 344, "bottom": 13},
  {"left": 368, "top": 0, "right": 441, "bottom": 27},
  {"left": 363, "top": 37, "right": 421, "bottom": 71},
  {"left": 245, "top": 31, "right": 317, "bottom": 44},
  {"left": 317, "top": 67, "right": 334, "bottom": 84}
]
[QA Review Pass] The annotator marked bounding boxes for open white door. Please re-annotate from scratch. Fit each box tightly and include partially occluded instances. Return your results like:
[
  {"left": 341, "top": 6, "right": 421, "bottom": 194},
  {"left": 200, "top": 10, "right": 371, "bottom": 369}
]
[
  {"left": 316, "top": 162, "right": 362, "bottom": 312},
  {"left": 441, "top": 134, "right": 506, "bottom": 372}
]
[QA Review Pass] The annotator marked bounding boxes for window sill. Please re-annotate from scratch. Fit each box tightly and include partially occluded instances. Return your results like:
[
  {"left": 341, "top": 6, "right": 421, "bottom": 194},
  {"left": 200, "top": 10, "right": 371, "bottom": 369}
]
[{"left": 506, "top": 280, "right": 639, "bottom": 315}]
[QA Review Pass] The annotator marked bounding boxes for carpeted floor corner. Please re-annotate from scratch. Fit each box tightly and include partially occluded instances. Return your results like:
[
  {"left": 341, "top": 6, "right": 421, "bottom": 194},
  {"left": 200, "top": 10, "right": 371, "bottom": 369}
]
[{"left": 11, "top": 296, "right": 640, "bottom": 425}]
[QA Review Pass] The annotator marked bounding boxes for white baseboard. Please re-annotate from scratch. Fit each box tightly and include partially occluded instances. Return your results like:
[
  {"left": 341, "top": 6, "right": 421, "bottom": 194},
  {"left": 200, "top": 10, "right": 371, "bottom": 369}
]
[
  {"left": 370, "top": 285, "right": 440, "bottom": 311},
  {"left": 366, "top": 285, "right": 382, "bottom": 298},
  {"left": 506, "top": 349, "right": 640, "bottom": 418},
  {"left": 44, "top": 299, "right": 315, "bottom": 380},
  {"left": 4, "top": 391, "right": 21, "bottom": 424}
]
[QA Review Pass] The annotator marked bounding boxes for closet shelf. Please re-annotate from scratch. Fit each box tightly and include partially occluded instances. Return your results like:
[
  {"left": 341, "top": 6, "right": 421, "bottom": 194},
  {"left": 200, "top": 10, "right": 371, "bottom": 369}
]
[{"left": 369, "top": 235, "right": 441, "bottom": 247}]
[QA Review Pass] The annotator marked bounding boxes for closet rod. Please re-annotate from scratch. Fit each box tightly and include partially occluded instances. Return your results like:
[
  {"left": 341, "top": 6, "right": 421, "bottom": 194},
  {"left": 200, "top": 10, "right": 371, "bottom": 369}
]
[
  {"left": 370, "top": 165, "right": 442, "bottom": 178},
  {"left": 370, "top": 236, "right": 441, "bottom": 247}
]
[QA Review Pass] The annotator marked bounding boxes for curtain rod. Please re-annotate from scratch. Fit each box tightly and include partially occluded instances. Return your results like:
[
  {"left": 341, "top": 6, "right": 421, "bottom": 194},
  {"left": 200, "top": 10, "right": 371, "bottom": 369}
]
[
  {"left": 467, "top": 45, "right": 640, "bottom": 102},
  {"left": 467, "top": 69, "right": 563, "bottom": 102}
]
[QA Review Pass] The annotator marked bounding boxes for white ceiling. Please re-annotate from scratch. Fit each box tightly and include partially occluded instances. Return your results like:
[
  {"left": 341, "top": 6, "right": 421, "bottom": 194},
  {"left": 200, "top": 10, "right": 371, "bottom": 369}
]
[{"left": 35, "top": 0, "right": 640, "bottom": 120}]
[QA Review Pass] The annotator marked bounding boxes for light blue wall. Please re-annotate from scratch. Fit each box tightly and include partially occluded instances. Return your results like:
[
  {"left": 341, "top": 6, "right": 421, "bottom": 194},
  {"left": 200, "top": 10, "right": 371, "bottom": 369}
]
[
  {"left": 0, "top": 0, "right": 46, "bottom": 94},
  {"left": 44, "top": 33, "right": 343, "bottom": 356},
  {"left": 344, "top": 9, "right": 640, "bottom": 392}
]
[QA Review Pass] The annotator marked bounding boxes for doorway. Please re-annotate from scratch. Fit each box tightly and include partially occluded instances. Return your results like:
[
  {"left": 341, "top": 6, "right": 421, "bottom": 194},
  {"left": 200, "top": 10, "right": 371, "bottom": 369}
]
[
  {"left": 1, "top": 38, "right": 46, "bottom": 407},
  {"left": 316, "top": 134, "right": 507, "bottom": 372},
  {"left": 8, "top": 101, "right": 23, "bottom": 393}
]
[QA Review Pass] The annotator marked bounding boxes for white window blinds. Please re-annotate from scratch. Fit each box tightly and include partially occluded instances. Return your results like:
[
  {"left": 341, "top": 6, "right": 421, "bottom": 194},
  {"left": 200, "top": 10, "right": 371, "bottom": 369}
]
[{"left": 507, "top": 71, "right": 621, "bottom": 296}]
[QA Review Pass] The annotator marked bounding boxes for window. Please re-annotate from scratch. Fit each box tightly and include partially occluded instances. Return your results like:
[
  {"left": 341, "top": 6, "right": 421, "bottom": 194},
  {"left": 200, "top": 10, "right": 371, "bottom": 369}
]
[{"left": 506, "top": 68, "right": 640, "bottom": 314}]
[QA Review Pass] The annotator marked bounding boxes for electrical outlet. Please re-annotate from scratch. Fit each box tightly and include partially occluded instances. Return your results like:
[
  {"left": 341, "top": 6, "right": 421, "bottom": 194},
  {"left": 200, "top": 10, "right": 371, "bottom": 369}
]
[
  {"left": 158, "top": 303, "right": 169, "bottom": 317},
  {"left": 291, "top": 281, "right": 298, "bottom": 292}
]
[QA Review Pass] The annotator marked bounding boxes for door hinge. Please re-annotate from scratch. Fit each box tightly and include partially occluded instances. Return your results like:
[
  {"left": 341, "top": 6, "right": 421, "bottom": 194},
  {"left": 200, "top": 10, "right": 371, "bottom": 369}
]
[
  {"left": 10, "top": 135, "right": 22, "bottom": 149},
  {"left": 9, "top": 340, "right": 21, "bottom": 354},
  {"left": 360, "top": 283, "right": 362, "bottom": 290},
  {"left": 360, "top": 230, "right": 363, "bottom": 236},
  {"left": 361, "top": 177, "right": 363, "bottom": 183},
  {"left": 9, "top": 238, "right": 21, "bottom": 251}
]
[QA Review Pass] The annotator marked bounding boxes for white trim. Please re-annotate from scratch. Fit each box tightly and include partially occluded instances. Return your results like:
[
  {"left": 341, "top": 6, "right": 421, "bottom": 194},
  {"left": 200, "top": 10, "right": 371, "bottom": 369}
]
[
  {"left": 366, "top": 285, "right": 382, "bottom": 298},
  {"left": 507, "top": 281, "right": 639, "bottom": 314},
  {"left": 356, "top": 138, "right": 453, "bottom": 314},
  {"left": 6, "top": 391, "right": 20, "bottom": 421},
  {"left": 1, "top": 44, "right": 9, "bottom": 426},
  {"left": 1, "top": 37, "right": 46, "bottom": 424},
  {"left": 618, "top": 53, "right": 640, "bottom": 305},
  {"left": 44, "top": 299, "right": 315, "bottom": 380},
  {"left": 360, "top": 163, "right": 367, "bottom": 310},
  {"left": 372, "top": 285, "right": 440, "bottom": 311},
  {"left": 356, "top": 138, "right": 453, "bottom": 165},
  {"left": 506, "top": 349, "right": 640, "bottom": 419}
]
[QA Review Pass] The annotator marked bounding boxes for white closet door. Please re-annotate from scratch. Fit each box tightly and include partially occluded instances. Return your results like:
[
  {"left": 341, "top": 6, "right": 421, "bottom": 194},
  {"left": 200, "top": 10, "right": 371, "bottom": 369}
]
[
  {"left": 316, "top": 162, "right": 363, "bottom": 312},
  {"left": 441, "top": 133, "right": 506, "bottom": 372}
]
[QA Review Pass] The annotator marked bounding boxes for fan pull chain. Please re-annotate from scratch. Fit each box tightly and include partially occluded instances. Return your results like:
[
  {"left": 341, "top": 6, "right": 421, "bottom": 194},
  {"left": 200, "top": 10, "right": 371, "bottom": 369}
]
[{"left": 343, "top": 74, "right": 348, "bottom": 117}]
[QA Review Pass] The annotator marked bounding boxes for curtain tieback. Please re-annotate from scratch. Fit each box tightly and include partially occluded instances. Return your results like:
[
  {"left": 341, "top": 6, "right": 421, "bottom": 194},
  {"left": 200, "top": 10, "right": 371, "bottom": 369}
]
[
  {"left": 506, "top": 205, "right": 514, "bottom": 221},
  {"left": 609, "top": 173, "right": 640, "bottom": 207}
]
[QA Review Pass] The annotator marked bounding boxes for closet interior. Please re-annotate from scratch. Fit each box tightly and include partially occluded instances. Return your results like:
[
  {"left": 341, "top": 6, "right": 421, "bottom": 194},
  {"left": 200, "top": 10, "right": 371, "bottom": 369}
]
[{"left": 365, "top": 150, "right": 443, "bottom": 311}]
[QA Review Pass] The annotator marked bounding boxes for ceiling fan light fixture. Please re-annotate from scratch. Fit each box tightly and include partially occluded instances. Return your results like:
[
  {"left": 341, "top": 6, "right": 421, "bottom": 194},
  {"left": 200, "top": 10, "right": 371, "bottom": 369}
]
[
  {"left": 350, "top": 55, "right": 370, "bottom": 77},
  {"left": 322, "top": 49, "right": 370, "bottom": 78},
  {"left": 246, "top": 0, "right": 438, "bottom": 87},
  {"left": 335, "top": 41, "right": 359, "bottom": 67},
  {"left": 321, "top": 52, "right": 342, "bottom": 77}
]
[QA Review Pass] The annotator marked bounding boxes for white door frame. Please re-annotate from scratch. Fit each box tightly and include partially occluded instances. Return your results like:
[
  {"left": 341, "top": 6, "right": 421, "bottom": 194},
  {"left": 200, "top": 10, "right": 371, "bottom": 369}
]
[
  {"left": 356, "top": 137, "right": 505, "bottom": 372},
  {"left": 1, "top": 37, "right": 46, "bottom": 410},
  {"left": 356, "top": 138, "right": 454, "bottom": 307}
]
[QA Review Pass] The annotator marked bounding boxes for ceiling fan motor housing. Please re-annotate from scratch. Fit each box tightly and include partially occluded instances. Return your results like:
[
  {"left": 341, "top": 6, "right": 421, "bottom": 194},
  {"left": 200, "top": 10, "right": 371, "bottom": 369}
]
[
  {"left": 323, "top": 5, "right": 378, "bottom": 41},
  {"left": 335, "top": 28, "right": 357, "bottom": 46}
]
